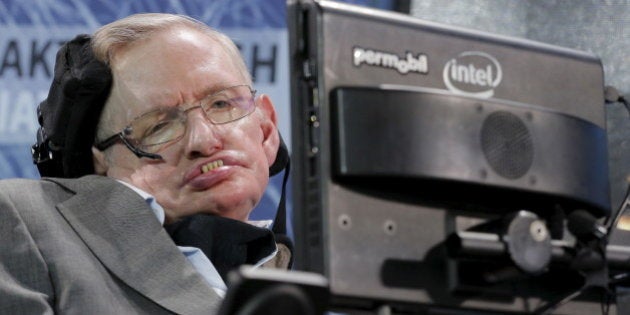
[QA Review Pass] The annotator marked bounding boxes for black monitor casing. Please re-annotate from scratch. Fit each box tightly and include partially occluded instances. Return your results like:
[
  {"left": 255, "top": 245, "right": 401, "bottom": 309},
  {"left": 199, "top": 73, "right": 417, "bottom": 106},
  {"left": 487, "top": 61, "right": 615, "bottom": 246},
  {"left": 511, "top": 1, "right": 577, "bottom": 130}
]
[{"left": 288, "top": 0, "right": 611, "bottom": 313}]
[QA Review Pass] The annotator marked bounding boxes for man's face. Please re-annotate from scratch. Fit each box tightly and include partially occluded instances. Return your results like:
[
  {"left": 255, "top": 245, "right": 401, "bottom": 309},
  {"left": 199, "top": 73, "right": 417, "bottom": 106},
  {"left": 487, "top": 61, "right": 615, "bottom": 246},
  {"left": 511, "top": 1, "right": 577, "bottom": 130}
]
[{"left": 96, "top": 27, "right": 278, "bottom": 222}]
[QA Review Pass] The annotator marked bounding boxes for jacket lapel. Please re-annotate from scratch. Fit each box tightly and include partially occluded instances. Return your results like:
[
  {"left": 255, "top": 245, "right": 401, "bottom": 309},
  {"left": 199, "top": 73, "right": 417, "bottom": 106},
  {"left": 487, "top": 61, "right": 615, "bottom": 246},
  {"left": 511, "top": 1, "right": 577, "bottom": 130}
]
[{"left": 47, "top": 175, "right": 220, "bottom": 314}]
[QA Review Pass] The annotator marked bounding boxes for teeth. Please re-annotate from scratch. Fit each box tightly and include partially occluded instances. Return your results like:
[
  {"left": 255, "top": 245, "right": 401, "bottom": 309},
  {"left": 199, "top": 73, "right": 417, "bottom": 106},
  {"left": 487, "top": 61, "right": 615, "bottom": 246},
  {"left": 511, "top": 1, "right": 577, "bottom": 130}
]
[{"left": 201, "top": 160, "right": 224, "bottom": 173}]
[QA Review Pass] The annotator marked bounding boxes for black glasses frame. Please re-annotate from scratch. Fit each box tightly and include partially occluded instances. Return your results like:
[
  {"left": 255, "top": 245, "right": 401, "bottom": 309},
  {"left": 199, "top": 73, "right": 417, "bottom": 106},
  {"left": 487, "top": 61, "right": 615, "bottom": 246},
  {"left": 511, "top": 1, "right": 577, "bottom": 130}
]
[
  {"left": 94, "top": 85, "right": 256, "bottom": 160},
  {"left": 95, "top": 126, "right": 164, "bottom": 159}
]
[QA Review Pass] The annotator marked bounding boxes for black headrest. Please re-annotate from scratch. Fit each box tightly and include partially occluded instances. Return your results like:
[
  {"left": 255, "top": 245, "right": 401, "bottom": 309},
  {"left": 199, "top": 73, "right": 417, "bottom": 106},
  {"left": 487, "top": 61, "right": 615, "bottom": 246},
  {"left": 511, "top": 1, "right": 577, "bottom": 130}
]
[{"left": 32, "top": 34, "right": 112, "bottom": 178}]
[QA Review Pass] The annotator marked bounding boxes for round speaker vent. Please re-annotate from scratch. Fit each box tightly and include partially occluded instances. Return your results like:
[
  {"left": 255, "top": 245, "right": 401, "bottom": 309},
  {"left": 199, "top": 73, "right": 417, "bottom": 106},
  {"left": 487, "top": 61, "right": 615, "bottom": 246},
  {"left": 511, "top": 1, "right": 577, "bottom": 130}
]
[{"left": 481, "top": 111, "right": 533, "bottom": 179}]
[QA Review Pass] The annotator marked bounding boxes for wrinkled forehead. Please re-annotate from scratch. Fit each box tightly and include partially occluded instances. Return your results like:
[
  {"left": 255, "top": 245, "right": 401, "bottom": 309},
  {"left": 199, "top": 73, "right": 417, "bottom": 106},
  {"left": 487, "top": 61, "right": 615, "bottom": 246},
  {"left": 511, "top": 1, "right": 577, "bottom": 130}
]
[{"left": 107, "top": 27, "right": 248, "bottom": 120}]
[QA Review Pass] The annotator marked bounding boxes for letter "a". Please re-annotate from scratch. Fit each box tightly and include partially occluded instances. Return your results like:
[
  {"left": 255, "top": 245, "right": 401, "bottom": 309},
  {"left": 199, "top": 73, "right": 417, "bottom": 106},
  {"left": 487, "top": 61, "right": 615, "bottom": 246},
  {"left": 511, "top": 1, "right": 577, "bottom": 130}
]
[{"left": 1, "top": 40, "right": 22, "bottom": 77}]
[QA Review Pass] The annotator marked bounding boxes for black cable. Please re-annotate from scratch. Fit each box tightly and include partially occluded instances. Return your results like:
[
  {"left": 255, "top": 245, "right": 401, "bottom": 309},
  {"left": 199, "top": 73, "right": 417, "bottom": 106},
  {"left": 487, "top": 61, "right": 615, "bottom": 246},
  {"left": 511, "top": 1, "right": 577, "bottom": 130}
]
[
  {"left": 601, "top": 290, "right": 611, "bottom": 315},
  {"left": 605, "top": 85, "right": 629, "bottom": 115}
]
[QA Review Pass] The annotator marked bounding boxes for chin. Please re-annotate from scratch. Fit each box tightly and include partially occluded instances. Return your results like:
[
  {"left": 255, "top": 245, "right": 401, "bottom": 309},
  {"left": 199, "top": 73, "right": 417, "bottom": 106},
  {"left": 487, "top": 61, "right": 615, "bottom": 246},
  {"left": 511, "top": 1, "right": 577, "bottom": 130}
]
[{"left": 213, "top": 200, "right": 256, "bottom": 221}]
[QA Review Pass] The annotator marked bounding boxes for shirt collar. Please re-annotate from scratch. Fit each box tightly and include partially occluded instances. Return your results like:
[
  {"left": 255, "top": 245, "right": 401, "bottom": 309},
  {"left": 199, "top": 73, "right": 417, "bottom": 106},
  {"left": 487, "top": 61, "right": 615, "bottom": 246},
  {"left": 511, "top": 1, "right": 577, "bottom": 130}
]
[{"left": 116, "top": 180, "right": 166, "bottom": 224}]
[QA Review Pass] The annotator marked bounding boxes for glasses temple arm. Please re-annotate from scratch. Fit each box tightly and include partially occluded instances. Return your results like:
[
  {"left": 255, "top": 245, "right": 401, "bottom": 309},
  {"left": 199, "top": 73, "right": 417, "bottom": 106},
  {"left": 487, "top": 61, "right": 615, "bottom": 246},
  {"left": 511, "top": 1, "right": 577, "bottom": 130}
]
[
  {"left": 95, "top": 133, "right": 163, "bottom": 160},
  {"left": 119, "top": 136, "right": 163, "bottom": 160}
]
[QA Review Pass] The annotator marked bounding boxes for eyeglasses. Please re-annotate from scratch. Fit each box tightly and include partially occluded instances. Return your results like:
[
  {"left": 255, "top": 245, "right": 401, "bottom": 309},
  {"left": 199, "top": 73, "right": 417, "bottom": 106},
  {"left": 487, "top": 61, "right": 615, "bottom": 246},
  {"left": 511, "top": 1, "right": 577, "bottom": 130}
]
[{"left": 95, "top": 84, "right": 257, "bottom": 160}]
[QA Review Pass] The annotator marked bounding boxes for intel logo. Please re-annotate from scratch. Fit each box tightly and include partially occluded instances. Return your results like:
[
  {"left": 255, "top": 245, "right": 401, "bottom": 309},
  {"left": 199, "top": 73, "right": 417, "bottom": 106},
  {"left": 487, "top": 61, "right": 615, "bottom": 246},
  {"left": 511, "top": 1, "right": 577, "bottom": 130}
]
[{"left": 443, "top": 51, "right": 502, "bottom": 98}]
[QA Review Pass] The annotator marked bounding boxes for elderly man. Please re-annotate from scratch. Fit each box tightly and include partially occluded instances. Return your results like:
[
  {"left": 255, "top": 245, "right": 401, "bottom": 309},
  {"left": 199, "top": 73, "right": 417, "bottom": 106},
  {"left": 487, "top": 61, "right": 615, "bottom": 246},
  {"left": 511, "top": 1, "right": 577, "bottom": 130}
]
[{"left": 0, "top": 13, "right": 290, "bottom": 314}]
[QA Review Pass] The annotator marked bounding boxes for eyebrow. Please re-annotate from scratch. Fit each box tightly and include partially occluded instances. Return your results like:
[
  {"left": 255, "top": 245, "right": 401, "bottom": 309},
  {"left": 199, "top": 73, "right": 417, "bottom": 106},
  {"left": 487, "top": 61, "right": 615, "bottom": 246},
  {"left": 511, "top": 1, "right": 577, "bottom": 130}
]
[
  {"left": 158, "top": 87, "right": 222, "bottom": 112},
  {"left": 161, "top": 84, "right": 246, "bottom": 112},
  {"left": 196, "top": 85, "right": 230, "bottom": 100}
]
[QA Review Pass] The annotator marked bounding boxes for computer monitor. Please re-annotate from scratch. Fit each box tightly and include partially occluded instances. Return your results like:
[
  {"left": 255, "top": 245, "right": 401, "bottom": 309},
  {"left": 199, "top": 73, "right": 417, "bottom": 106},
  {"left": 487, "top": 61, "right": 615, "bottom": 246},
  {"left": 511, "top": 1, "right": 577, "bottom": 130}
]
[{"left": 288, "top": 0, "right": 617, "bottom": 313}]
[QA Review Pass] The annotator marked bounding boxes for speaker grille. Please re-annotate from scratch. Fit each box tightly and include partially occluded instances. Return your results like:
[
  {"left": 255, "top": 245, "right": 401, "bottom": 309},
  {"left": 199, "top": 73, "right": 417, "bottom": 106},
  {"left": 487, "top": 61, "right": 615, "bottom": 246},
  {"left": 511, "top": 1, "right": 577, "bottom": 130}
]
[{"left": 481, "top": 111, "right": 533, "bottom": 179}]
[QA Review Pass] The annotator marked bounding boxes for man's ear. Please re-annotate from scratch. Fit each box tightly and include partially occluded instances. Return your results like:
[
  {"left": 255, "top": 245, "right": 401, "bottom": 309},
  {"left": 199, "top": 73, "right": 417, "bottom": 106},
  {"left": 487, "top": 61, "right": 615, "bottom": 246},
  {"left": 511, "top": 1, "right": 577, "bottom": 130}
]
[
  {"left": 91, "top": 146, "right": 109, "bottom": 175},
  {"left": 257, "top": 94, "right": 280, "bottom": 168}
]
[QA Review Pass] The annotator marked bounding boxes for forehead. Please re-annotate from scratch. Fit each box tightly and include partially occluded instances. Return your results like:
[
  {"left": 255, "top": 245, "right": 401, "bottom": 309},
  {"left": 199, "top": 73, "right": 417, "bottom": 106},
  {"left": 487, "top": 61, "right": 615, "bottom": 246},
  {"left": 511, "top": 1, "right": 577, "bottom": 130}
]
[{"left": 110, "top": 27, "right": 246, "bottom": 115}]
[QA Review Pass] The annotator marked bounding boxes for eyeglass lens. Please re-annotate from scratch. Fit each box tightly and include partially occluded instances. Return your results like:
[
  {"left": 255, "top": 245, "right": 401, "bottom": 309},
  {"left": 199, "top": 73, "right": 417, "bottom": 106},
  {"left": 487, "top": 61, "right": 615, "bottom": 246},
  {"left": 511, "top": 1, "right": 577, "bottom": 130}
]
[{"left": 125, "top": 85, "right": 255, "bottom": 153}]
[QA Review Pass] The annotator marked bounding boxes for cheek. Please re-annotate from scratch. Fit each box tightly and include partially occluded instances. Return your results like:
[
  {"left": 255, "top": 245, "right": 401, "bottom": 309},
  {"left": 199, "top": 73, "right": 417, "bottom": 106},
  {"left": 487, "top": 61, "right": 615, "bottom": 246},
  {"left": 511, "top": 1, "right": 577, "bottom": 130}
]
[
  {"left": 146, "top": 161, "right": 185, "bottom": 180},
  {"left": 231, "top": 119, "right": 266, "bottom": 151},
  {"left": 126, "top": 164, "right": 185, "bottom": 202},
  {"left": 105, "top": 146, "right": 142, "bottom": 178},
  {"left": 239, "top": 130, "right": 269, "bottom": 170},
  {"left": 135, "top": 166, "right": 164, "bottom": 181},
  {"left": 122, "top": 154, "right": 183, "bottom": 188}
]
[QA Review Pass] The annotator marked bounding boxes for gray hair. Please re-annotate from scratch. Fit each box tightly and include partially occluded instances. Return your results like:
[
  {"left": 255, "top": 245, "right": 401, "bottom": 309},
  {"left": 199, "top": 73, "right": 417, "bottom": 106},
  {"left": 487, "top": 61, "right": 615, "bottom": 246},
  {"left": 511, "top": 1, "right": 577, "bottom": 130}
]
[{"left": 92, "top": 13, "right": 251, "bottom": 143}]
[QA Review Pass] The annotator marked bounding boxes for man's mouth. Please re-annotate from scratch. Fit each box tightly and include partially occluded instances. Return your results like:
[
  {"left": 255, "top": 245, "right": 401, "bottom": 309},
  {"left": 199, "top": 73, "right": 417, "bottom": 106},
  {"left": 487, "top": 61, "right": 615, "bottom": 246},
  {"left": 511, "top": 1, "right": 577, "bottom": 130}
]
[{"left": 201, "top": 159, "right": 224, "bottom": 173}]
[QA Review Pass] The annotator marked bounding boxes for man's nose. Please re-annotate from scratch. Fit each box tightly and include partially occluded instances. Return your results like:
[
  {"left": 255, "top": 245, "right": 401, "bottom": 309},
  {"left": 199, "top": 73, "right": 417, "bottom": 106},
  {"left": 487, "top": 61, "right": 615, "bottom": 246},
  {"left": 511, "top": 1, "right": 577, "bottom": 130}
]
[{"left": 183, "top": 110, "right": 222, "bottom": 159}]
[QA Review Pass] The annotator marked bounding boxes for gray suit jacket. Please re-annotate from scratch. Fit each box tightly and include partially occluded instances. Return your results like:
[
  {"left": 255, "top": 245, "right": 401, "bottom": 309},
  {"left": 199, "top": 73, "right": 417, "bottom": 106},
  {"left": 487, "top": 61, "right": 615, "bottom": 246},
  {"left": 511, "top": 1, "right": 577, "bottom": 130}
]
[{"left": 0, "top": 175, "right": 221, "bottom": 314}]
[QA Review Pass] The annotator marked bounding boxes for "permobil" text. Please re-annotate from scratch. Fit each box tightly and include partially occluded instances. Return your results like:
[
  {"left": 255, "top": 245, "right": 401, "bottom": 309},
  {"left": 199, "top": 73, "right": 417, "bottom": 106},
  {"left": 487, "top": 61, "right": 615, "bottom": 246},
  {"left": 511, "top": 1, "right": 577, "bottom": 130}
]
[{"left": 353, "top": 47, "right": 428, "bottom": 75}]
